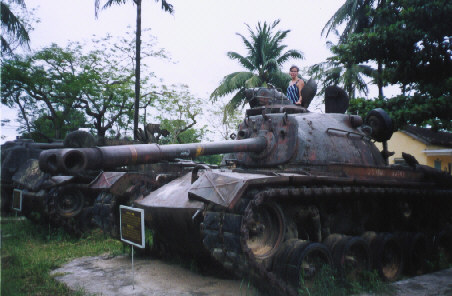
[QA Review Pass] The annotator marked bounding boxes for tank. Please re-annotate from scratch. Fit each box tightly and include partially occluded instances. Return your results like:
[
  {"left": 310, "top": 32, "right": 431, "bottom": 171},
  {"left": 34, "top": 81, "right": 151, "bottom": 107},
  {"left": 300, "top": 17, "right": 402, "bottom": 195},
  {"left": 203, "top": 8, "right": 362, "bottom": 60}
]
[
  {"left": 39, "top": 87, "right": 452, "bottom": 295},
  {"left": 7, "top": 131, "right": 161, "bottom": 234},
  {"left": 1, "top": 138, "right": 64, "bottom": 213}
]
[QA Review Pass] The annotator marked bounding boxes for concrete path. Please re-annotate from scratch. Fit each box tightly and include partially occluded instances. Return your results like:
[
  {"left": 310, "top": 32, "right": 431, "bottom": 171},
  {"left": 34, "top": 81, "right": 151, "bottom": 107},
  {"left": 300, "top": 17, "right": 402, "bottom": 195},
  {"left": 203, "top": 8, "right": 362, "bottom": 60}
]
[
  {"left": 52, "top": 255, "right": 452, "bottom": 296},
  {"left": 51, "top": 255, "right": 245, "bottom": 296},
  {"left": 390, "top": 268, "right": 452, "bottom": 296}
]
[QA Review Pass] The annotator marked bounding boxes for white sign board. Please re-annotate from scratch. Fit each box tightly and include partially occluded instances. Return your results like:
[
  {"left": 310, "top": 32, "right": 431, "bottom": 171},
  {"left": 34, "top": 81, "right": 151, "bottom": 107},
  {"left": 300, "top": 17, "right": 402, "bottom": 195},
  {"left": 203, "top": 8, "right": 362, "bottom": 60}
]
[
  {"left": 119, "top": 205, "right": 145, "bottom": 249},
  {"left": 12, "top": 189, "right": 23, "bottom": 212}
]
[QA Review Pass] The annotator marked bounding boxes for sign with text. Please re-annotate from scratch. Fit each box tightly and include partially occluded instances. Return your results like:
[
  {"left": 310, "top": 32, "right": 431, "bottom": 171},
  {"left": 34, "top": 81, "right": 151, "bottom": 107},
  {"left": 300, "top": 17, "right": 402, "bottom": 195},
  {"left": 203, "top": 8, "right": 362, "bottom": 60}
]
[
  {"left": 119, "top": 205, "right": 145, "bottom": 248},
  {"left": 12, "top": 189, "right": 23, "bottom": 212}
]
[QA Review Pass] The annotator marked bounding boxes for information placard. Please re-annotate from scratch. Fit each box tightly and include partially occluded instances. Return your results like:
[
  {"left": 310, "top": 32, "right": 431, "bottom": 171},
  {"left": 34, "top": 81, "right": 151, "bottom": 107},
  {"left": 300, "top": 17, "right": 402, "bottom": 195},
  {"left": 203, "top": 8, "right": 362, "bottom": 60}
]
[
  {"left": 119, "top": 205, "right": 145, "bottom": 248},
  {"left": 12, "top": 189, "right": 23, "bottom": 212}
]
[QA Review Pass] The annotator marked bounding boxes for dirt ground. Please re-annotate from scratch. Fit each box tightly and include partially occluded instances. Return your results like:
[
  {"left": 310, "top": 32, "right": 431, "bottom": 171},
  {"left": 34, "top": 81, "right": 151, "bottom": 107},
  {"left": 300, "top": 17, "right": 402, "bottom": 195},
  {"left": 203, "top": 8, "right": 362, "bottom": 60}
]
[{"left": 52, "top": 255, "right": 452, "bottom": 296}]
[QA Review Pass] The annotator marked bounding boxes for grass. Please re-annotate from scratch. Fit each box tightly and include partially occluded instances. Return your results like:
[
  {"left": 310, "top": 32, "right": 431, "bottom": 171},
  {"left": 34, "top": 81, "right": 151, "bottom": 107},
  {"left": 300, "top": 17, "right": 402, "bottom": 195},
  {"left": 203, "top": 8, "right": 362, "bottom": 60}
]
[
  {"left": 1, "top": 216, "right": 124, "bottom": 296},
  {"left": 298, "top": 265, "right": 392, "bottom": 296}
]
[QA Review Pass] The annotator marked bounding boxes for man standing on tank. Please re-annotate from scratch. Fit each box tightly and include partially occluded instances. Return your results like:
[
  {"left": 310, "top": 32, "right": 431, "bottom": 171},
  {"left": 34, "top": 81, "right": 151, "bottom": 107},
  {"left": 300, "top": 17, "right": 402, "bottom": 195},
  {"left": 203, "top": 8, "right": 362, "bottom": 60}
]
[{"left": 287, "top": 65, "right": 305, "bottom": 105}]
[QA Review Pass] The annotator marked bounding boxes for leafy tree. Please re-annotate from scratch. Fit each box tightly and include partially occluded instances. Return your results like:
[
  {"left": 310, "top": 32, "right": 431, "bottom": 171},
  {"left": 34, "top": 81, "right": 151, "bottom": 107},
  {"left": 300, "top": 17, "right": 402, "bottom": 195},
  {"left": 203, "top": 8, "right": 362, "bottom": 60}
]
[
  {"left": 340, "top": 0, "right": 452, "bottom": 130},
  {"left": 92, "top": 28, "right": 170, "bottom": 140},
  {"left": 1, "top": 42, "right": 135, "bottom": 142},
  {"left": 152, "top": 84, "right": 207, "bottom": 144},
  {"left": 211, "top": 20, "right": 303, "bottom": 112},
  {"left": 2, "top": 46, "right": 87, "bottom": 139},
  {"left": 335, "top": 0, "right": 452, "bottom": 94},
  {"left": 95, "top": 0, "right": 174, "bottom": 140},
  {"left": 1, "top": 0, "right": 30, "bottom": 54},
  {"left": 208, "top": 100, "right": 244, "bottom": 141},
  {"left": 349, "top": 93, "right": 452, "bottom": 131},
  {"left": 23, "top": 110, "right": 88, "bottom": 142}
]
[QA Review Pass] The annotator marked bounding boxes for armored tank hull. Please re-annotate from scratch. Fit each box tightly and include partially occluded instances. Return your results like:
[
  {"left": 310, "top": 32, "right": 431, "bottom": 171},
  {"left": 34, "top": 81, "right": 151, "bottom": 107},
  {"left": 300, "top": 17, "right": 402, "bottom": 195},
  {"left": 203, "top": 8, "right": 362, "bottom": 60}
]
[
  {"left": 7, "top": 132, "right": 156, "bottom": 234},
  {"left": 39, "top": 87, "right": 452, "bottom": 295},
  {"left": 1, "top": 139, "right": 64, "bottom": 213},
  {"left": 12, "top": 158, "right": 155, "bottom": 234}
]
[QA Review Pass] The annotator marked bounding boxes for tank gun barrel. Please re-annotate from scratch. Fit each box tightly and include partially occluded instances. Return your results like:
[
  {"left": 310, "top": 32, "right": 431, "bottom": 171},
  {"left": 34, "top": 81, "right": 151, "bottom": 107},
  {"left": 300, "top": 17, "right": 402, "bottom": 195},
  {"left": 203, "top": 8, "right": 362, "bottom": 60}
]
[
  {"left": 39, "top": 136, "right": 267, "bottom": 175},
  {"left": 29, "top": 142, "right": 64, "bottom": 149}
]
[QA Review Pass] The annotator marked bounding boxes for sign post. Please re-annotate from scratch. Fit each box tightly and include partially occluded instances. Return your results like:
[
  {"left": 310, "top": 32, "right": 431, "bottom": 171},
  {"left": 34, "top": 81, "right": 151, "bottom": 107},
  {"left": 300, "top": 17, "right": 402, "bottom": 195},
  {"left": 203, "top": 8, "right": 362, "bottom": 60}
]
[{"left": 119, "top": 205, "right": 145, "bottom": 290}]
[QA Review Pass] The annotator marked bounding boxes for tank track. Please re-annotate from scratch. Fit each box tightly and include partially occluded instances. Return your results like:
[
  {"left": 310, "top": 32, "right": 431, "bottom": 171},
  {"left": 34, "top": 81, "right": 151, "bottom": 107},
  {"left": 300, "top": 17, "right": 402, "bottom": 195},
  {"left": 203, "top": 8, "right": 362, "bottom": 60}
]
[
  {"left": 46, "top": 188, "right": 94, "bottom": 235},
  {"left": 201, "top": 191, "right": 293, "bottom": 296},
  {"left": 92, "top": 192, "right": 120, "bottom": 237},
  {"left": 92, "top": 179, "right": 155, "bottom": 238},
  {"left": 200, "top": 184, "right": 451, "bottom": 296}
]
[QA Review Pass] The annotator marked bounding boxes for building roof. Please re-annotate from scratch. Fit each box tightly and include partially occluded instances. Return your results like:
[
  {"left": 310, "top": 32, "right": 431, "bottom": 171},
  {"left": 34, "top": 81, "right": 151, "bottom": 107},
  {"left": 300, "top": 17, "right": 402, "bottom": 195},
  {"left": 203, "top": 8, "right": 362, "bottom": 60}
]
[{"left": 402, "top": 126, "right": 452, "bottom": 148}]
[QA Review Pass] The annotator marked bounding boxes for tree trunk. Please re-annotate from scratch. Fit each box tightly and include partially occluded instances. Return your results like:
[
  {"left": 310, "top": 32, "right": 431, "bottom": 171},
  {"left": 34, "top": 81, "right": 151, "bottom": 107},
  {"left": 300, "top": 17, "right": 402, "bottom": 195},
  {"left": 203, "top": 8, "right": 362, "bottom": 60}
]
[
  {"left": 53, "top": 117, "right": 61, "bottom": 139},
  {"left": 133, "top": 0, "right": 142, "bottom": 140},
  {"left": 15, "top": 94, "right": 31, "bottom": 134},
  {"left": 378, "top": 60, "right": 384, "bottom": 98},
  {"left": 98, "top": 129, "right": 106, "bottom": 146}
]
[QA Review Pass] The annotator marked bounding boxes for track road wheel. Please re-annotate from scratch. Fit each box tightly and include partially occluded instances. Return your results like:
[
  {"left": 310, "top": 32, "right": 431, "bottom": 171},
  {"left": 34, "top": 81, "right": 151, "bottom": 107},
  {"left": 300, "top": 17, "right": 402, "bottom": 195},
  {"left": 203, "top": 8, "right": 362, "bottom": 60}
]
[
  {"left": 324, "top": 234, "right": 371, "bottom": 280},
  {"left": 363, "top": 232, "right": 403, "bottom": 281},
  {"left": 398, "top": 232, "right": 428, "bottom": 275},
  {"left": 272, "top": 239, "right": 333, "bottom": 289},
  {"left": 56, "top": 189, "right": 84, "bottom": 218},
  {"left": 436, "top": 227, "right": 452, "bottom": 265},
  {"left": 245, "top": 202, "right": 286, "bottom": 260}
]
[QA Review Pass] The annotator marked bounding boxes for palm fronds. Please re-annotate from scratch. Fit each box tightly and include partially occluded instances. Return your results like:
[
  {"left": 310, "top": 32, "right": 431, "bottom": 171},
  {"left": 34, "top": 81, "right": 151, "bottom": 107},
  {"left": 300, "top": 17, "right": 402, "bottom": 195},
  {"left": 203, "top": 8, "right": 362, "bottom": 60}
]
[
  {"left": 1, "top": 0, "right": 30, "bottom": 53},
  {"left": 211, "top": 72, "right": 254, "bottom": 100},
  {"left": 211, "top": 19, "right": 303, "bottom": 107},
  {"left": 95, "top": 0, "right": 173, "bottom": 18}
]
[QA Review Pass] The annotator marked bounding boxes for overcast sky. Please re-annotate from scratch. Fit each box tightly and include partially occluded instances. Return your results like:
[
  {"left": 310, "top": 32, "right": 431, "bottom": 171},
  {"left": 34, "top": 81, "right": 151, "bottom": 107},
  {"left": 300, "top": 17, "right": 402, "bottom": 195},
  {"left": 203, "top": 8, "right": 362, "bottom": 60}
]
[{"left": 2, "top": 0, "right": 346, "bottom": 143}]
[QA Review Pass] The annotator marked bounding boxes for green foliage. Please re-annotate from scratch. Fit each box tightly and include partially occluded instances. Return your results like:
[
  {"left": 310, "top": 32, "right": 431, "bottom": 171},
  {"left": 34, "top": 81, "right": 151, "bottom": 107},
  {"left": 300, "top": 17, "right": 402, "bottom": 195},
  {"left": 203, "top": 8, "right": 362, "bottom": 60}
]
[
  {"left": 323, "top": 0, "right": 452, "bottom": 131},
  {"left": 307, "top": 57, "right": 376, "bottom": 99},
  {"left": 211, "top": 19, "right": 303, "bottom": 111},
  {"left": 333, "top": 0, "right": 452, "bottom": 91},
  {"left": 196, "top": 154, "right": 223, "bottom": 166},
  {"left": 1, "top": 0, "right": 30, "bottom": 54},
  {"left": 152, "top": 84, "right": 207, "bottom": 144},
  {"left": 349, "top": 93, "right": 452, "bottom": 131},
  {"left": 95, "top": 0, "right": 174, "bottom": 17},
  {"left": 208, "top": 100, "right": 244, "bottom": 140},
  {"left": 322, "top": 0, "right": 377, "bottom": 43},
  {"left": 1, "top": 47, "right": 92, "bottom": 139},
  {"left": 1, "top": 218, "right": 123, "bottom": 296},
  {"left": 1, "top": 29, "right": 169, "bottom": 142},
  {"left": 23, "top": 110, "right": 88, "bottom": 142},
  {"left": 298, "top": 265, "right": 390, "bottom": 296},
  {"left": 94, "top": 0, "right": 174, "bottom": 140}
]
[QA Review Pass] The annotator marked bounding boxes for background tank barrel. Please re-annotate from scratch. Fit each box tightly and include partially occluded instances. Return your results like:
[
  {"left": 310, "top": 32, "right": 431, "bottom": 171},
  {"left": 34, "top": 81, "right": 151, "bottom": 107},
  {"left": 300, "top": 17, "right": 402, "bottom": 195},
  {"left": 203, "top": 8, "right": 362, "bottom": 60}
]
[
  {"left": 39, "top": 136, "right": 267, "bottom": 174},
  {"left": 29, "top": 142, "right": 64, "bottom": 149}
]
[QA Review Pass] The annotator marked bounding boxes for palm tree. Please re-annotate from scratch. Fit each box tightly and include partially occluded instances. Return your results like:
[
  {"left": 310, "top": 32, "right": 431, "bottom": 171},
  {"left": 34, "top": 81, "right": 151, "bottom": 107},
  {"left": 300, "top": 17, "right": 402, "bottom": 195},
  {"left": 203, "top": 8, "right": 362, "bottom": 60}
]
[
  {"left": 95, "top": 0, "right": 174, "bottom": 140},
  {"left": 308, "top": 57, "right": 375, "bottom": 100},
  {"left": 1, "top": 0, "right": 30, "bottom": 54},
  {"left": 322, "top": 0, "right": 389, "bottom": 98},
  {"left": 322, "top": 0, "right": 375, "bottom": 43},
  {"left": 211, "top": 20, "right": 303, "bottom": 111}
]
